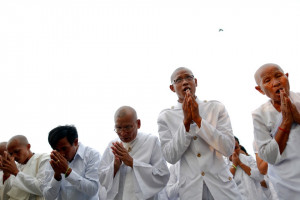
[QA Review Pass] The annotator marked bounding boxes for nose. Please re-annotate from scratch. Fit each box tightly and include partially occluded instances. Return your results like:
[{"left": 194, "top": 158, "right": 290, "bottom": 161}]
[
  {"left": 272, "top": 78, "right": 280, "bottom": 87},
  {"left": 119, "top": 130, "right": 127, "bottom": 137}
]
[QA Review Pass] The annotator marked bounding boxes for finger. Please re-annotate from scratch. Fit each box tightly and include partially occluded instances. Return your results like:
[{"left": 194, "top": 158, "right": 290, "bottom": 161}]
[
  {"left": 50, "top": 152, "right": 60, "bottom": 162},
  {"left": 114, "top": 142, "right": 126, "bottom": 152},
  {"left": 111, "top": 146, "right": 123, "bottom": 156}
]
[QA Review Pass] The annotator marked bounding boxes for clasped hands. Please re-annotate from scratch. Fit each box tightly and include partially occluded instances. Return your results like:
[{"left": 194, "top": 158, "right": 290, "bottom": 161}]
[
  {"left": 111, "top": 142, "right": 133, "bottom": 172},
  {"left": 280, "top": 89, "right": 300, "bottom": 127},
  {"left": 0, "top": 151, "right": 19, "bottom": 177},
  {"left": 50, "top": 150, "right": 70, "bottom": 181},
  {"left": 183, "top": 89, "right": 202, "bottom": 132}
]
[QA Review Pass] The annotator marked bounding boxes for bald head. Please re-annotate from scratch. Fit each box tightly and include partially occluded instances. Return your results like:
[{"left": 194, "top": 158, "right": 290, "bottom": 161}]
[
  {"left": 8, "top": 135, "right": 29, "bottom": 147},
  {"left": 114, "top": 106, "right": 137, "bottom": 122},
  {"left": 254, "top": 63, "right": 283, "bottom": 85},
  {"left": 170, "top": 67, "right": 193, "bottom": 83},
  {"left": 0, "top": 142, "right": 7, "bottom": 156}
]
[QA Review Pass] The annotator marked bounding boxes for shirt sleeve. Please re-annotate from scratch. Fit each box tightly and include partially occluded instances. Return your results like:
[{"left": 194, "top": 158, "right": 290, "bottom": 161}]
[
  {"left": 246, "top": 155, "right": 263, "bottom": 182},
  {"left": 252, "top": 111, "right": 281, "bottom": 165},
  {"left": 13, "top": 155, "right": 49, "bottom": 196},
  {"left": 132, "top": 138, "right": 170, "bottom": 199},
  {"left": 190, "top": 103, "right": 235, "bottom": 157},
  {"left": 98, "top": 144, "right": 121, "bottom": 199},
  {"left": 65, "top": 150, "right": 100, "bottom": 197},
  {"left": 165, "top": 164, "right": 180, "bottom": 200},
  {"left": 41, "top": 163, "right": 61, "bottom": 200},
  {"left": 158, "top": 112, "right": 193, "bottom": 164}
]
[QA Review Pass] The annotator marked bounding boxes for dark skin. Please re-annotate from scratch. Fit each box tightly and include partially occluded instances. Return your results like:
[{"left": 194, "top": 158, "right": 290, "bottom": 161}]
[
  {"left": 50, "top": 150, "right": 71, "bottom": 181},
  {"left": 182, "top": 89, "right": 201, "bottom": 132},
  {"left": 230, "top": 141, "right": 251, "bottom": 176},
  {"left": 0, "top": 151, "right": 19, "bottom": 177}
]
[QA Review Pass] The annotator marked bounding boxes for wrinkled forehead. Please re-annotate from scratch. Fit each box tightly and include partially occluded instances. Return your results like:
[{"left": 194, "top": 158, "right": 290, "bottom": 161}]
[
  {"left": 7, "top": 140, "right": 24, "bottom": 151},
  {"left": 255, "top": 64, "right": 283, "bottom": 84}
]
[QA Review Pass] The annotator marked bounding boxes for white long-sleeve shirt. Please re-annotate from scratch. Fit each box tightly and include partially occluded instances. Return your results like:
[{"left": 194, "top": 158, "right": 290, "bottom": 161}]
[
  {"left": 165, "top": 163, "right": 180, "bottom": 200},
  {"left": 253, "top": 91, "right": 300, "bottom": 200},
  {"left": 158, "top": 98, "right": 242, "bottom": 200},
  {"left": 41, "top": 143, "right": 101, "bottom": 200},
  {"left": 227, "top": 154, "right": 264, "bottom": 200},
  {"left": 99, "top": 132, "right": 170, "bottom": 200},
  {"left": 2, "top": 153, "right": 49, "bottom": 200}
]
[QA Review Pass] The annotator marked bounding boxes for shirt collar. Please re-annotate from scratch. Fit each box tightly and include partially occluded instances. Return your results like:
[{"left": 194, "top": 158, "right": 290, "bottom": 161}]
[{"left": 73, "top": 142, "right": 85, "bottom": 160}]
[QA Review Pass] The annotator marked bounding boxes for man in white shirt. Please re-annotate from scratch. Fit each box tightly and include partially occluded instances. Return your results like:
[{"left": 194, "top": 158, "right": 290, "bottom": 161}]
[
  {"left": 158, "top": 67, "right": 242, "bottom": 200},
  {"left": 41, "top": 125, "right": 101, "bottom": 200},
  {"left": 253, "top": 63, "right": 300, "bottom": 199},
  {"left": 229, "top": 137, "right": 264, "bottom": 200},
  {"left": 0, "top": 135, "right": 49, "bottom": 200},
  {"left": 99, "top": 106, "right": 170, "bottom": 200}
]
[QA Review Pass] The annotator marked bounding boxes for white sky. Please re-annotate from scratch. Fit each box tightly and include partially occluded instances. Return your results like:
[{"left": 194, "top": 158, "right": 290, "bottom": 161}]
[{"left": 1, "top": 0, "right": 300, "bottom": 158}]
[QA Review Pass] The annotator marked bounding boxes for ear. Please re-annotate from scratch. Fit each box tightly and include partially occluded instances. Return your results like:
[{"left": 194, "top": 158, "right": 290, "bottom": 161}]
[
  {"left": 170, "top": 84, "right": 175, "bottom": 93},
  {"left": 195, "top": 78, "right": 198, "bottom": 87},
  {"left": 255, "top": 86, "right": 265, "bottom": 95},
  {"left": 285, "top": 73, "right": 289, "bottom": 78},
  {"left": 27, "top": 143, "right": 31, "bottom": 150},
  {"left": 136, "top": 119, "right": 141, "bottom": 129},
  {"left": 73, "top": 138, "right": 79, "bottom": 147}
]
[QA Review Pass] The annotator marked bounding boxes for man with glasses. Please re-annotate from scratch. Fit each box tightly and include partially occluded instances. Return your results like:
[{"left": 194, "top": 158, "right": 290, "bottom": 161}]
[
  {"left": 99, "top": 106, "right": 170, "bottom": 200},
  {"left": 158, "top": 67, "right": 242, "bottom": 200}
]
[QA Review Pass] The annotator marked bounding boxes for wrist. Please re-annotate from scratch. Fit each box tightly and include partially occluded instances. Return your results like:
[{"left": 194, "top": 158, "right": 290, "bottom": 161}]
[{"left": 54, "top": 173, "right": 62, "bottom": 181}]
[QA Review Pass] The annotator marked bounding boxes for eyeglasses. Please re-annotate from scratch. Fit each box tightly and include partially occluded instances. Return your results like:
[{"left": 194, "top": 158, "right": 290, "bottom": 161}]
[
  {"left": 173, "top": 75, "right": 194, "bottom": 84},
  {"left": 114, "top": 125, "right": 134, "bottom": 133}
]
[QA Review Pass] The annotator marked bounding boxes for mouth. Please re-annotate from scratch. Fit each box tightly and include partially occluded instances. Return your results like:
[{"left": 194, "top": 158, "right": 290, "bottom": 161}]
[
  {"left": 275, "top": 88, "right": 283, "bottom": 94},
  {"left": 183, "top": 87, "right": 190, "bottom": 92}
]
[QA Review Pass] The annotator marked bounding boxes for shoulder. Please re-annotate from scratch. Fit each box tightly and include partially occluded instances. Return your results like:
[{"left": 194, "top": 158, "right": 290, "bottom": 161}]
[
  {"left": 252, "top": 101, "right": 271, "bottom": 116},
  {"left": 139, "top": 132, "right": 158, "bottom": 142},
  {"left": 34, "top": 153, "right": 50, "bottom": 162},
  {"left": 81, "top": 144, "right": 101, "bottom": 159}
]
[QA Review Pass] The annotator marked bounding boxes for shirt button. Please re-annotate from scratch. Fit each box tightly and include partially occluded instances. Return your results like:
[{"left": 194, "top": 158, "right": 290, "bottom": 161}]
[
  {"left": 201, "top": 171, "right": 205, "bottom": 176},
  {"left": 228, "top": 177, "right": 232, "bottom": 181},
  {"left": 197, "top": 153, "right": 201, "bottom": 157},
  {"left": 193, "top": 136, "right": 197, "bottom": 140}
]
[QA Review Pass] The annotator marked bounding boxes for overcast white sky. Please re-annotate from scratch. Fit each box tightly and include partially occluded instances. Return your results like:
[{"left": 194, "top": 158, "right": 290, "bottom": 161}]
[{"left": 1, "top": 0, "right": 300, "bottom": 158}]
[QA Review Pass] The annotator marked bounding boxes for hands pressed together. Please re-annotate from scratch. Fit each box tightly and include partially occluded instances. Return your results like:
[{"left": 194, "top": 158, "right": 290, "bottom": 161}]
[
  {"left": 0, "top": 151, "right": 19, "bottom": 177},
  {"left": 280, "top": 89, "right": 300, "bottom": 128},
  {"left": 50, "top": 150, "right": 71, "bottom": 181},
  {"left": 111, "top": 142, "right": 133, "bottom": 168},
  {"left": 182, "top": 89, "right": 202, "bottom": 132}
]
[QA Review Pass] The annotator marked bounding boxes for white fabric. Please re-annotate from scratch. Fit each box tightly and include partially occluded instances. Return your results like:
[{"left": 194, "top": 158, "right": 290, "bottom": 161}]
[
  {"left": 227, "top": 154, "right": 264, "bottom": 200},
  {"left": 4, "top": 153, "right": 49, "bottom": 200},
  {"left": 41, "top": 143, "right": 101, "bottom": 200},
  {"left": 253, "top": 91, "right": 300, "bottom": 200},
  {"left": 165, "top": 163, "right": 180, "bottom": 200},
  {"left": 252, "top": 141, "right": 279, "bottom": 200},
  {"left": 158, "top": 98, "right": 242, "bottom": 200},
  {"left": 99, "top": 132, "right": 170, "bottom": 200}
]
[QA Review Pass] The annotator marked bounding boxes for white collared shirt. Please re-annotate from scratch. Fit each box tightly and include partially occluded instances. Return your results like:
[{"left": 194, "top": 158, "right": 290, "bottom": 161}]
[
  {"left": 99, "top": 132, "right": 170, "bottom": 200},
  {"left": 42, "top": 142, "right": 101, "bottom": 200},
  {"left": 158, "top": 98, "right": 242, "bottom": 200},
  {"left": 252, "top": 91, "right": 300, "bottom": 199}
]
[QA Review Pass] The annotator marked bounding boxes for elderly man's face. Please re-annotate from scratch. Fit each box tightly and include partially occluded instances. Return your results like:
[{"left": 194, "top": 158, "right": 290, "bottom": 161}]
[
  {"left": 115, "top": 114, "right": 140, "bottom": 143},
  {"left": 7, "top": 140, "right": 31, "bottom": 164},
  {"left": 256, "top": 65, "right": 290, "bottom": 104},
  {"left": 170, "top": 69, "right": 197, "bottom": 103}
]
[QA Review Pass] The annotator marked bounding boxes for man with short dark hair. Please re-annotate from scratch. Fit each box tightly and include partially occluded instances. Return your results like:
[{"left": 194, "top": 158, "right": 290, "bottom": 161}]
[
  {"left": 158, "top": 67, "right": 241, "bottom": 200},
  {"left": 41, "top": 125, "right": 101, "bottom": 200},
  {"left": 99, "top": 106, "right": 169, "bottom": 200},
  {"left": 0, "top": 135, "right": 49, "bottom": 200},
  {"left": 253, "top": 63, "right": 300, "bottom": 199}
]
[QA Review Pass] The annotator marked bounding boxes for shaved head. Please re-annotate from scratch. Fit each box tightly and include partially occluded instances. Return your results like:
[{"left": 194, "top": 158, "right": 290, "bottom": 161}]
[
  {"left": 170, "top": 67, "right": 193, "bottom": 83},
  {"left": 8, "top": 135, "right": 29, "bottom": 147},
  {"left": 114, "top": 106, "right": 137, "bottom": 121},
  {"left": 0, "top": 142, "right": 7, "bottom": 156},
  {"left": 254, "top": 63, "right": 283, "bottom": 85}
]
